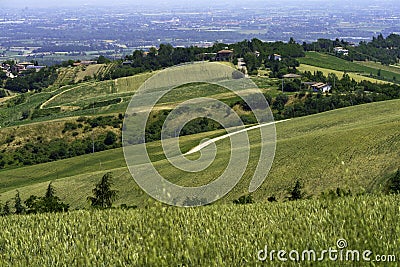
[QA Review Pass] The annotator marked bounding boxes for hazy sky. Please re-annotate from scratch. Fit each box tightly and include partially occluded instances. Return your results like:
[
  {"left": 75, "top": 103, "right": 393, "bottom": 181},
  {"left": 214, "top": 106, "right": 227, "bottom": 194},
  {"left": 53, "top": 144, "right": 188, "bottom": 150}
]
[
  {"left": 0, "top": 0, "right": 392, "bottom": 8},
  {"left": 1, "top": 0, "right": 229, "bottom": 8}
]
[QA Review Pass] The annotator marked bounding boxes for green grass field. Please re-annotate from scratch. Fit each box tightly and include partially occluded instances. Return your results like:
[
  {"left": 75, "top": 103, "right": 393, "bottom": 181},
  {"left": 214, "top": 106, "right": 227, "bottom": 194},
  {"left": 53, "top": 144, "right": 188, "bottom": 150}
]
[
  {"left": 356, "top": 60, "right": 400, "bottom": 75},
  {"left": 44, "top": 72, "right": 153, "bottom": 109},
  {"left": 0, "top": 194, "right": 398, "bottom": 266},
  {"left": 299, "top": 52, "right": 371, "bottom": 73},
  {"left": 298, "top": 64, "right": 386, "bottom": 83},
  {"left": 1, "top": 99, "right": 398, "bottom": 209},
  {"left": 0, "top": 59, "right": 399, "bottom": 266},
  {"left": 299, "top": 52, "right": 400, "bottom": 82},
  {"left": 74, "top": 64, "right": 106, "bottom": 82},
  {"left": 0, "top": 71, "right": 155, "bottom": 127}
]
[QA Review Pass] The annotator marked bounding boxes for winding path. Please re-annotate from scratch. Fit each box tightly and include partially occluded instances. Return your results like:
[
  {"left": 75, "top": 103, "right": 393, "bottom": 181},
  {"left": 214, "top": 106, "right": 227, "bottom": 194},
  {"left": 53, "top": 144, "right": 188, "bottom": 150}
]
[
  {"left": 184, "top": 119, "right": 290, "bottom": 155},
  {"left": 39, "top": 83, "right": 89, "bottom": 109}
]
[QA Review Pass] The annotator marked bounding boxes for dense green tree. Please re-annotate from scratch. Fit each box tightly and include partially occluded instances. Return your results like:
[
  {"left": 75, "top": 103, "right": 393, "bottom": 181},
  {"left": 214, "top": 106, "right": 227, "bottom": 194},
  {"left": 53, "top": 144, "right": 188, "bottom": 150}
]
[
  {"left": 14, "top": 190, "right": 25, "bottom": 215},
  {"left": 243, "top": 52, "right": 260, "bottom": 73},
  {"left": 288, "top": 180, "right": 304, "bottom": 201},
  {"left": 2, "top": 201, "right": 11, "bottom": 216},
  {"left": 0, "top": 89, "right": 7, "bottom": 98},
  {"left": 88, "top": 172, "right": 118, "bottom": 209},
  {"left": 0, "top": 71, "right": 7, "bottom": 81},
  {"left": 45, "top": 182, "right": 55, "bottom": 198},
  {"left": 272, "top": 94, "right": 289, "bottom": 110},
  {"left": 24, "top": 183, "right": 69, "bottom": 214},
  {"left": 4, "top": 67, "right": 58, "bottom": 93},
  {"left": 24, "top": 195, "right": 40, "bottom": 213},
  {"left": 233, "top": 195, "right": 254, "bottom": 205},
  {"left": 97, "top": 55, "right": 110, "bottom": 64},
  {"left": 158, "top": 44, "right": 174, "bottom": 67},
  {"left": 104, "top": 131, "right": 117, "bottom": 146},
  {"left": 389, "top": 169, "right": 400, "bottom": 193}
]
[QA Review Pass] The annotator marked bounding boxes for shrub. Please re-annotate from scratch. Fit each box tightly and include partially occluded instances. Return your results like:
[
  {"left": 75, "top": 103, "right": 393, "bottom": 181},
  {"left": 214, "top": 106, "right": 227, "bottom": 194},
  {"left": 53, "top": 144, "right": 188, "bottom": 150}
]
[
  {"left": 233, "top": 195, "right": 254, "bottom": 205},
  {"left": 389, "top": 169, "right": 400, "bottom": 193},
  {"left": 288, "top": 180, "right": 305, "bottom": 201}
]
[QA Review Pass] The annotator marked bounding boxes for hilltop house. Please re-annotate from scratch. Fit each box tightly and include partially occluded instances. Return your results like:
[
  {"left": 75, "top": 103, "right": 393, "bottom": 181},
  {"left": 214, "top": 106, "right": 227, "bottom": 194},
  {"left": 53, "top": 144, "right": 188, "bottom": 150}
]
[
  {"left": 215, "top": 49, "right": 234, "bottom": 61},
  {"left": 11, "top": 62, "right": 34, "bottom": 73},
  {"left": 334, "top": 47, "right": 349, "bottom": 56},
  {"left": 269, "top": 53, "right": 282, "bottom": 61},
  {"left": 311, "top": 82, "right": 331, "bottom": 93}
]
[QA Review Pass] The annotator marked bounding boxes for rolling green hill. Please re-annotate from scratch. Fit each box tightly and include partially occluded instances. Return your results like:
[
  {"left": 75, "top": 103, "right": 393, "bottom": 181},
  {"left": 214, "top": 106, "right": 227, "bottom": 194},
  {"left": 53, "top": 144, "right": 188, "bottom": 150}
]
[
  {"left": 0, "top": 73, "right": 154, "bottom": 128},
  {"left": 298, "top": 52, "right": 400, "bottom": 82},
  {"left": 1, "top": 99, "right": 398, "bottom": 208},
  {"left": 298, "top": 64, "right": 387, "bottom": 83},
  {"left": 0, "top": 54, "right": 399, "bottom": 266}
]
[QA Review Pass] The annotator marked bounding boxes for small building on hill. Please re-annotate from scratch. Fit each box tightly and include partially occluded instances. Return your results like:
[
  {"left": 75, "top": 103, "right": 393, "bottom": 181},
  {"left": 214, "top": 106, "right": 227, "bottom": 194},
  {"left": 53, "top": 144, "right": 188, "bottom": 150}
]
[
  {"left": 215, "top": 49, "right": 234, "bottom": 61},
  {"left": 122, "top": 60, "right": 133, "bottom": 66},
  {"left": 269, "top": 53, "right": 282, "bottom": 61},
  {"left": 334, "top": 47, "right": 349, "bottom": 56},
  {"left": 303, "top": 82, "right": 331, "bottom": 93},
  {"left": 311, "top": 82, "right": 331, "bottom": 93}
]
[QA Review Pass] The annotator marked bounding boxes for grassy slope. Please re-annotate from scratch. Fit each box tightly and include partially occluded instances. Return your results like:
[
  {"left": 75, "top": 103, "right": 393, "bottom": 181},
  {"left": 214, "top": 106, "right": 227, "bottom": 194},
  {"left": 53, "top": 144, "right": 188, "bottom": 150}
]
[
  {"left": 299, "top": 52, "right": 372, "bottom": 72},
  {"left": 298, "top": 64, "right": 386, "bottom": 83},
  {"left": 43, "top": 72, "right": 153, "bottom": 109},
  {"left": 0, "top": 99, "right": 398, "bottom": 208},
  {"left": 0, "top": 194, "right": 399, "bottom": 266},
  {"left": 299, "top": 52, "right": 400, "bottom": 82},
  {"left": 1, "top": 63, "right": 258, "bottom": 128},
  {"left": 74, "top": 64, "right": 106, "bottom": 82},
  {"left": 0, "top": 72, "right": 154, "bottom": 127},
  {"left": 0, "top": 82, "right": 259, "bottom": 149},
  {"left": 356, "top": 60, "right": 400, "bottom": 75}
]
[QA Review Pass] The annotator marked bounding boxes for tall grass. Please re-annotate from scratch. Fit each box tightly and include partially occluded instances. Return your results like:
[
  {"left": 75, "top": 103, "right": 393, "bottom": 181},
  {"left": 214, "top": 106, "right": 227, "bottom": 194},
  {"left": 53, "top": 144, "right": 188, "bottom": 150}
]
[{"left": 0, "top": 194, "right": 398, "bottom": 266}]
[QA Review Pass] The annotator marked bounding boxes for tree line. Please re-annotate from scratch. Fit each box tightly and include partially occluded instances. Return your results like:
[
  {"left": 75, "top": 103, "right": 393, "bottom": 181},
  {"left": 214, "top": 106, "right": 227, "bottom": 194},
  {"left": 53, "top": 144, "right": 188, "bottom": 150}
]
[
  {"left": 3, "top": 33, "right": 400, "bottom": 93},
  {"left": 3, "top": 67, "right": 58, "bottom": 93},
  {"left": 272, "top": 72, "right": 400, "bottom": 120},
  {"left": 97, "top": 38, "right": 304, "bottom": 80},
  {"left": 1, "top": 172, "right": 120, "bottom": 216},
  {"left": 0, "top": 115, "right": 122, "bottom": 169},
  {"left": 303, "top": 33, "right": 400, "bottom": 65},
  {"left": 234, "top": 167, "right": 400, "bottom": 205}
]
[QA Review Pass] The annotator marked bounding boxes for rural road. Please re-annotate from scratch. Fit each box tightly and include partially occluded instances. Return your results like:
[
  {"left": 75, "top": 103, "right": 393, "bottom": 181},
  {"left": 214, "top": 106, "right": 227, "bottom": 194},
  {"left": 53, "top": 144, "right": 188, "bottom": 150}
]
[
  {"left": 39, "top": 83, "right": 90, "bottom": 109},
  {"left": 184, "top": 119, "right": 290, "bottom": 155}
]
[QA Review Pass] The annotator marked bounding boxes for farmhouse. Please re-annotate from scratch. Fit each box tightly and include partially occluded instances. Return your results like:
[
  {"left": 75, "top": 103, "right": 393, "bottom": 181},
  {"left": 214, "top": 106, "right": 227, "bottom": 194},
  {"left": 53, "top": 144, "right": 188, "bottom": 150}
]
[
  {"left": 302, "top": 82, "right": 331, "bottom": 93},
  {"left": 11, "top": 62, "right": 34, "bottom": 73},
  {"left": 122, "top": 60, "right": 133, "bottom": 66},
  {"left": 269, "top": 53, "right": 282, "bottom": 61},
  {"left": 311, "top": 82, "right": 331, "bottom": 93},
  {"left": 215, "top": 49, "right": 234, "bottom": 61},
  {"left": 334, "top": 47, "right": 349, "bottom": 56}
]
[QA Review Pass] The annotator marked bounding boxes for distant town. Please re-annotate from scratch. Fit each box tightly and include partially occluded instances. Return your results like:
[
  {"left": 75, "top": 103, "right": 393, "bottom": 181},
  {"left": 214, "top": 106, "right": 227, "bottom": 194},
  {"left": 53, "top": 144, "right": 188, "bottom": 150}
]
[{"left": 1, "top": 1, "right": 400, "bottom": 66}]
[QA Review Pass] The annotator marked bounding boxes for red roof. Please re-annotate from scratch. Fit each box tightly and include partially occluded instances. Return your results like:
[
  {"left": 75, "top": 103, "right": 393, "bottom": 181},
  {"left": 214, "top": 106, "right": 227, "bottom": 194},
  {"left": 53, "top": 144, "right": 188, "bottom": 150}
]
[{"left": 217, "top": 50, "right": 233, "bottom": 54}]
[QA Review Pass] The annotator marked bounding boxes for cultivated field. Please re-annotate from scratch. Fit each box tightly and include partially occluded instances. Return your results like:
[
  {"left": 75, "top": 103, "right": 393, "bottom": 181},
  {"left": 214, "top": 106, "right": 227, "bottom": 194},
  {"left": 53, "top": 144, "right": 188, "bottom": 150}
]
[
  {"left": 0, "top": 194, "right": 398, "bottom": 266},
  {"left": 299, "top": 52, "right": 400, "bottom": 82},
  {"left": 0, "top": 99, "right": 398, "bottom": 208},
  {"left": 298, "top": 64, "right": 386, "bottom": 83}
]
